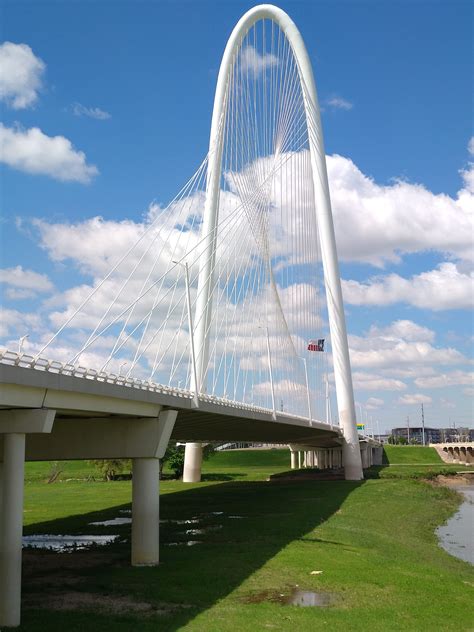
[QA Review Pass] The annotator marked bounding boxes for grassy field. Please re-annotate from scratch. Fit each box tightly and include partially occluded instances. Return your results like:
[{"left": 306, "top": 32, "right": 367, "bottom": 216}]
[
  {"left": 18, "top": 448, "right": 474, "bottom": 631},
  {"left": 382, "top": 445, "right": 443, "bottom": 464}
]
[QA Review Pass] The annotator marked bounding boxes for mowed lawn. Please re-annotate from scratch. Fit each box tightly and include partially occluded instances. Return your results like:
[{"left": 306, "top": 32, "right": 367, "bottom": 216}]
[{"left": 19, "top": 448, "right": 474, "bottom": 631}]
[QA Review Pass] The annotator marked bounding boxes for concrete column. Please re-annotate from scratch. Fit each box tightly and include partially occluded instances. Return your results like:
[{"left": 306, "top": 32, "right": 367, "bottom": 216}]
[
  {"left": 460, "top": 447, "right": 467, "bottom": 465},
  {"left": 0, "top": 433, "right": 26, "bottom": 628},
  {"left": 290, "top": 451, "right": 297, "bottom": 469},
  {"left": 131, "top": 457, "right": 160, "bottom": 566},
  {"left": 453, "top": 448, "right": 460, "bottom": 464},
  {"left": 183, "top": 442, "right": 203, "bottom": 482},
  {"left": 467, "top": 448, "right": 473, "bottom": 464},
  {"left": 298, "top": 451, "right": 302, "bottom": 468}
]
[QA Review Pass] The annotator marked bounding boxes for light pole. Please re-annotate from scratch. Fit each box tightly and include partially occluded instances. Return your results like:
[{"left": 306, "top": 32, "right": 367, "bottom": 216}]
[{"left": 18, "top": 334, "right": 29, "bottom": 354}]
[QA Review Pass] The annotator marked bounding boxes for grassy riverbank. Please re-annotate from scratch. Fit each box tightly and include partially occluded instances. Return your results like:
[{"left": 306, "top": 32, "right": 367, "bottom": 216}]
[{"left": 20, "top": 450, "right": 473, "bottom": 631}]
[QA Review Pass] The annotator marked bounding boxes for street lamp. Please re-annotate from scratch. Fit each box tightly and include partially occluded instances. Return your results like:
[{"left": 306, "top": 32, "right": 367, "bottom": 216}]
[
  {"left": 119, "top": 361, "right": 128, "bottom": 376},
  {"left": 18, "top": 334, "right": 29, "bottom": 354}
]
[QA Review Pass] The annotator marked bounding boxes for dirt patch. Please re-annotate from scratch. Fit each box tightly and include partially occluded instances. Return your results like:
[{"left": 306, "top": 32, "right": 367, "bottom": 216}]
[
  {"left": 434, "top": 474, "right": 473, "bottom": 487},
  {"left": 24, "top": 591, "right": 192, "bottom": 616}
]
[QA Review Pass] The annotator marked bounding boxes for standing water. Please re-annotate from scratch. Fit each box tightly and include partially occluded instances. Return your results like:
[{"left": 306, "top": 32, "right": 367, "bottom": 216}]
[{"left": 437, "top": 485, "right": 474, "bottom": 565}]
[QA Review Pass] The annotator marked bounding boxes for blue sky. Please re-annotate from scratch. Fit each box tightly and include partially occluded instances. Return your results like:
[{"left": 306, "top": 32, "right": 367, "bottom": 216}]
[{"left": 1, "top": 0, "right": 473, "bottom": 432}]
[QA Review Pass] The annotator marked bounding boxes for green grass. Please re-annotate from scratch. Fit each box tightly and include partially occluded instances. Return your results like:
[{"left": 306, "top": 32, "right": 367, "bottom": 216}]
[
  {"left": 19, "top": 451, "right": 474, "bottom": 631},
  {"left": 383, "top": 445, "right": 443, "bottom": 464}
]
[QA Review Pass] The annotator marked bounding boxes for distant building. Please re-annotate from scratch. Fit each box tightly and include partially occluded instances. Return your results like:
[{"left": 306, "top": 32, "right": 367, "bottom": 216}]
[{"left": 392, "top": 426, "right": 441, "bottom": 444}]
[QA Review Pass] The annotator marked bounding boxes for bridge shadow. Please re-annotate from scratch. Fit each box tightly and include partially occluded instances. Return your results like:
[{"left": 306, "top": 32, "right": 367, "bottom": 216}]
[{"left": 20, "top": 476, "right": 364, "bottom": 631}]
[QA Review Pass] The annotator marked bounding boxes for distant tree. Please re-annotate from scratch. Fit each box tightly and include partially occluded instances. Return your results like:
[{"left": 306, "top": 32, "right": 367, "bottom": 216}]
[
  {"left": 398, "top": 436, "right": 408, "bottom": 445},
  {"left": 89, "top": 459, "right": 131, "bottom": 481}
]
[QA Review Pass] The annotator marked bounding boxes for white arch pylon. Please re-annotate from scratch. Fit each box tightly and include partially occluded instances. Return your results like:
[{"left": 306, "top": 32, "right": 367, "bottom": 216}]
[{"left": 184, "top": 4, "right": 363, "bottom": 481}]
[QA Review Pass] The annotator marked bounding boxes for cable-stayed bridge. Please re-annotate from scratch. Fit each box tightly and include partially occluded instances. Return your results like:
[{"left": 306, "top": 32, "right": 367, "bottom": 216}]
[{"left": 0, "top": 5, "right": 378, "bottom": 626}]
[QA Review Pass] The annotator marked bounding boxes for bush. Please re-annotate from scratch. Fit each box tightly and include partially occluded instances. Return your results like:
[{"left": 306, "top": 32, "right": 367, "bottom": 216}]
[{"left": 89, "top": 459, "right": 131, "bottom": 481}]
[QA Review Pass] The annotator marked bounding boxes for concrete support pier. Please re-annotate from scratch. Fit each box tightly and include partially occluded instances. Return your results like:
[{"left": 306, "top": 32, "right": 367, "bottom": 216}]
[
  {"left": 0, "top": 433, "right": 26, "bottom": 628},
  {"left": 183, "top": 442, "right": 203, "bottom": 482},
  {"left": 131, "top": 457, "right": 160, "bottom": 566}
]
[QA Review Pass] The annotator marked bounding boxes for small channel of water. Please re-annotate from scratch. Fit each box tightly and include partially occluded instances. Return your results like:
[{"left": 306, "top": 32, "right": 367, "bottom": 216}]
[{"left": 437, "top": 485, "right": 474, "bottom": 565}]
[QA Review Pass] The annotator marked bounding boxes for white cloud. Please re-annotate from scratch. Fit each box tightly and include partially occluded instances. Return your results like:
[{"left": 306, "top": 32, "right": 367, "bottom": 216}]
[
  {"left": 366, "top": 397, "right": 384, "bottom": 409},
  {"left": 353, "top": 372, "right": 406, "bottom": 391},
  {"left": 0, "top": 123, "right": 98, "bottom": 183},
  {"left": 327, "top": 154, "right": 473, "bottom": 265},
  {"left": 468, "top": 137, "right": 474, "bottom": 156},
  {"left": 398, "top": 393, "right": 432, "bottom": 405},
  {"left": 0, "top": 266, "right": 53, "bottom": 294},
  {"left": 368, "top": 320, "right": 435, "bottom": 343},
  {"left": 72, "top": 103, "right": 111, "bottom": 120},
  {"left": 0, "top": 42, "right": 45, "bottom": 109},
  {"left": 342, "top": 263, "right": 473, "bottom": 311},
  {"left": 414, "top": 370, "right": 473, "bottom": 389},
  {"left": 0, "top": 308, "right": 41, "bottom": 339},
  {"left": 440, "top": 397, "right": 456, "bottom": 409},
  {"left": 325, "top": 96, "right": 353, "bottom": 110},
  {"left": 239, "top": 45, "right": 277, "bottom": 77}
]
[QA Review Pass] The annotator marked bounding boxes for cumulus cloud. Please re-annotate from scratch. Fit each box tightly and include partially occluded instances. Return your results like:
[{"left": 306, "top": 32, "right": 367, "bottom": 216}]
[
  {"left": 414, "top": 370, "right": 473, "bottom": 389},
  {"left": 327, "top": 154, "right": 473, "bottom": 265},
  {"left": 0, "top": 307, "right": 41, "bottom": 339},
  {"left": 239, "top": 45, "right": 277, "bottom": 77},
  {"left": 325, "top": 96, "right": 353, "bottom": 110},
  {"left": 0, "top": 123, "right": 98, "bottom": 183},
  {"left": 0, "top": 266, "right": 53, "bottom": 294},
  {"left": 0, "top": 42, "right": 45, "bottom": 109},
  {"left": 366, "top": 397, "right": 384, "bottom": 409},
  {"left": 352, "top": 372, "right": 406, "bottom": 391},
  {"left": 398, "top": 393, "right": 432, "bottom": 405},
  {"left": 342, "top": 263, "right": 474, "bottom": 311},
  {"left": 72, "top": 102, "right": 111, "bottom": 120}
]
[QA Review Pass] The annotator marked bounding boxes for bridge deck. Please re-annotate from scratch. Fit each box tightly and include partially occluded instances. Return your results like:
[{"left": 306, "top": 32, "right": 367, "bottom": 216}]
[{"left": 0, "top": 364, "right": 343, "bottom": 455}]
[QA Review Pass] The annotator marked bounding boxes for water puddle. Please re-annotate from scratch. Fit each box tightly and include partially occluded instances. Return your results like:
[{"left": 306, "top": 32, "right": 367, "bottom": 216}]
[
  {"left": 228, "top": 515, "right": 245, "bottom": 519},
  {"left": 161, "top": 518, "right": 201, "bottom": 525},
  {"left": 287, "top": 590, "right": 333, "bottom": 607},
  {"left": 23, "top": 534, "right": 119, "bottom": 552},
  {"left": 437, "top": 485, "right": 474, "bottom": 564},
  {"left": 184, "top": 525, "right": 223, "bottom": 536},
  {"left": 89, "top": 518, "right": 131, "bottom": 526},
  {"left": 164, "top": 540, "right": 202, "bottom": 547},
  {"left": 244, "top": 588, "right": 334, "bottom": 607}
]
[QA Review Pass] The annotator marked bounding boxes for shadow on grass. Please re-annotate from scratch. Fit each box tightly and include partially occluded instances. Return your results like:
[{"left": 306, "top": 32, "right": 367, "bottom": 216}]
[{"left": 20, "top": 478, "right": 364, "bottom": 631}]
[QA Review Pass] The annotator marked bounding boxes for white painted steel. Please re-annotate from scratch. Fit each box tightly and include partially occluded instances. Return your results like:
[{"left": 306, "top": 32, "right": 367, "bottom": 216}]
[
  {"left": 0, "top": 433, "right": 25, "bottom": 627},
  {"left": 191, "top": 4, "right": 362, "bottom": 480}
]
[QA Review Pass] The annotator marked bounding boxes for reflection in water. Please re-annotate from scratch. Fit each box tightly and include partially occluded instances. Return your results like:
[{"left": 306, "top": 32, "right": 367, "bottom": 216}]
[
  {"left": 22, "top": 534, "right": 119, "bottom": 552},
  {"left": 90, "top": 518, "right": 132, "bottom": 526},
  {"left": 437, "top": 485, "right": 474, "bottom": 565},
  {"left": 164, "top": 541, "right": 202, "bottom": 547},
  {"left": 287, "top": 590, "right": 333, "bottom": 607}
]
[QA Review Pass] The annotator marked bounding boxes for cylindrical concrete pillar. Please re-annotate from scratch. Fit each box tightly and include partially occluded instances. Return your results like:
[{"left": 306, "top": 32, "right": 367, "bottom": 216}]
[
  {"left": 290, "top": 451, "right": 297, "bottom": 469},
  {"left": 0, "top": 433, "right": 26, "bottom": 628},
  {"left": 298, "top": 451, "right": 302, "bottom": 468},
  {"left": 132, "top": 457, "right": 160, "bottom": 566},
  {"left": 183, "top": 442, "right": 203, "bottom": 482}
]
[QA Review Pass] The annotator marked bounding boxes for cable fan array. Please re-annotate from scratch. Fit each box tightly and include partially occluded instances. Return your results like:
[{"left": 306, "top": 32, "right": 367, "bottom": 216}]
[{"left": 34, "top": 18, "right": 331, "bottom": 421}]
